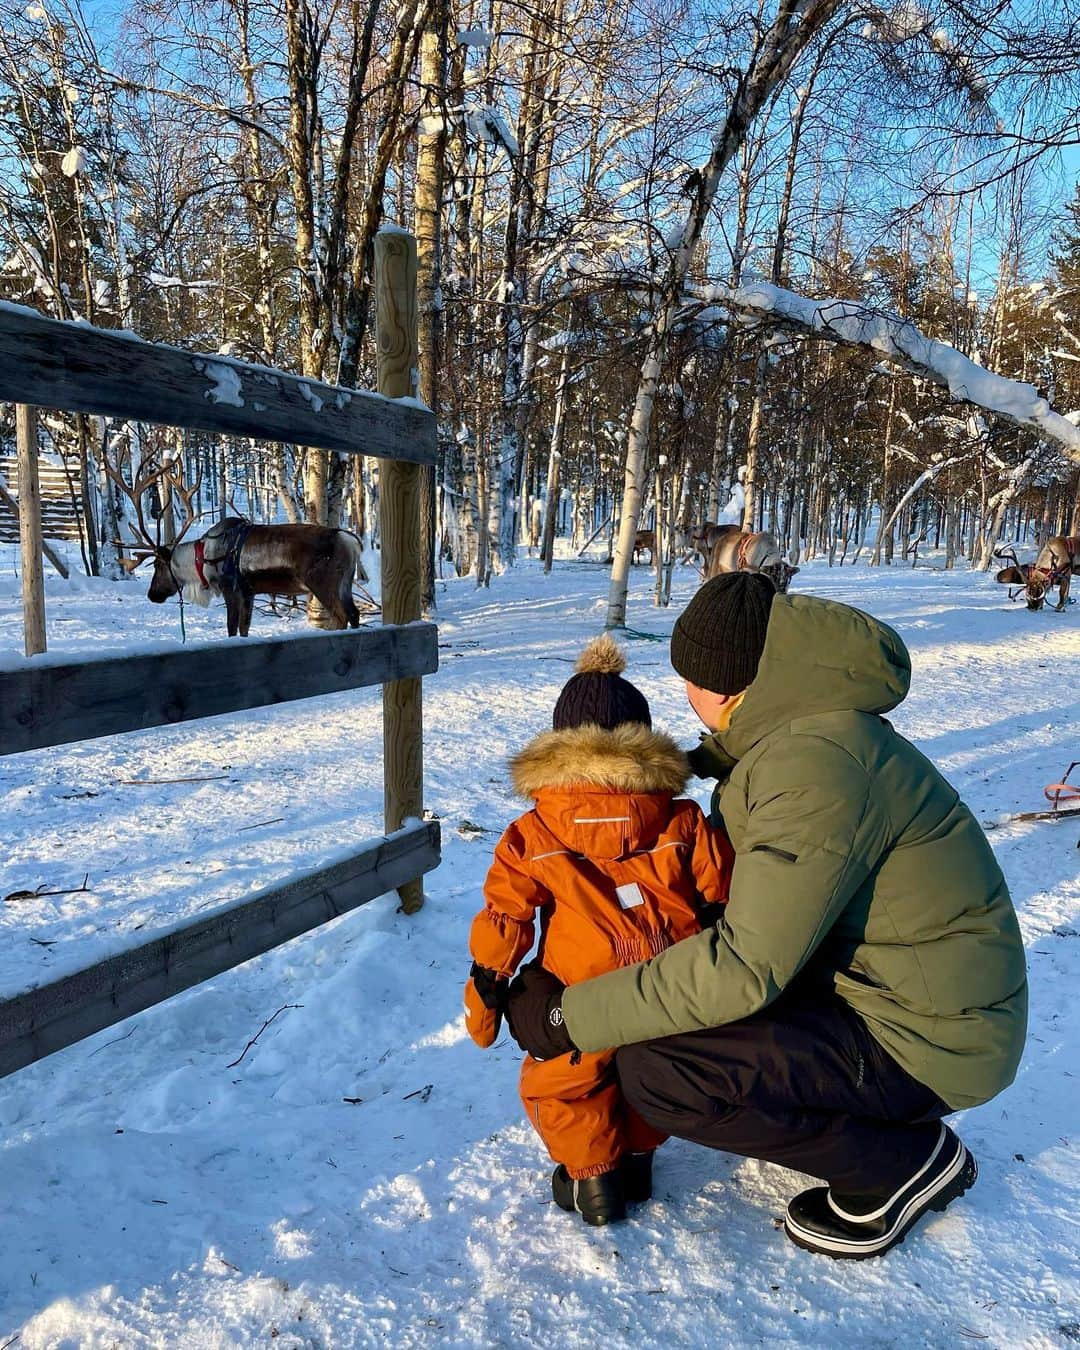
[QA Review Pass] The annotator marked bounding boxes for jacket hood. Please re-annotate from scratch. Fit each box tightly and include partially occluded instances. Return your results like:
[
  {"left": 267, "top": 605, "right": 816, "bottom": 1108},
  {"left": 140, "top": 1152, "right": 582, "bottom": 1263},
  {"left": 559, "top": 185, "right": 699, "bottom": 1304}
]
[
  {"left": 512, "top": 723, "right": 690, "bottom": 795},
  {"left": 511, "top": 723, "right": 690, "bottom": 859},
  {"left": 718, "top": 593, "right": 912, "bottom": 761}
]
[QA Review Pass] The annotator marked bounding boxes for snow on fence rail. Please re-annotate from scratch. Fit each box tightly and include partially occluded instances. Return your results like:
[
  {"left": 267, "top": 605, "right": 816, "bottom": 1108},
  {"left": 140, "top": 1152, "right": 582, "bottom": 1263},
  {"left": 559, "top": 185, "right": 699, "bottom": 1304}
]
[
  {"left": 0, "top": 304, "right": 436, "bottom": 465},
  {"left": 0, "top": 227, "right": 439, "bottom": 1080},
  {"left": 0, "top": 622, "right": 439, "bottom": 755}
]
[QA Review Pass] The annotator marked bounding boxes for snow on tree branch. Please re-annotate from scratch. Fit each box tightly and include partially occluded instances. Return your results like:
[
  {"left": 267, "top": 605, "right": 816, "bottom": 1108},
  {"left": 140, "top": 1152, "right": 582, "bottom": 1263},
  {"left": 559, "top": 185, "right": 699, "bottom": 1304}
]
[{"left": 696, "top": 279, "right": 1080, "bottom": 463}]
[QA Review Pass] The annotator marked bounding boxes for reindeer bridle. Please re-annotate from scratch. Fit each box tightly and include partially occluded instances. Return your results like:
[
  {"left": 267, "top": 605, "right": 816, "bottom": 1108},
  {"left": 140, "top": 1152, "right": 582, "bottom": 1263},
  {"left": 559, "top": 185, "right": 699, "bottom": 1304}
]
[
  {"left": 1030, "top": 555, "right": 1071, "bottom": 588},
  {"left": 736, "top": 532, "right": 757, "bottom": 572}
]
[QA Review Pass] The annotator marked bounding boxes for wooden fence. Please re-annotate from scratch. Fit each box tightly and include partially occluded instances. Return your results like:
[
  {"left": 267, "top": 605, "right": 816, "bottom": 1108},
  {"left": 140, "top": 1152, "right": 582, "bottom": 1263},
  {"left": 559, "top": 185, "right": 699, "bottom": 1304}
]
[{"left": 0, "top": 228, "right": 440, "bottom": 1079}]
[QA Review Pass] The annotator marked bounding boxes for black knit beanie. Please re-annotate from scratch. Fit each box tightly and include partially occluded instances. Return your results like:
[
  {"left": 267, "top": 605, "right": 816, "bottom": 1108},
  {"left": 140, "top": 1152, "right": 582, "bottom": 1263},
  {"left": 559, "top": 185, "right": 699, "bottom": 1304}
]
[
  {"left": 670, "top": 572, "right": 776, "bottom": 694},
  {"left": 553, "top": 634, "right": 652, "bottom": 731}
]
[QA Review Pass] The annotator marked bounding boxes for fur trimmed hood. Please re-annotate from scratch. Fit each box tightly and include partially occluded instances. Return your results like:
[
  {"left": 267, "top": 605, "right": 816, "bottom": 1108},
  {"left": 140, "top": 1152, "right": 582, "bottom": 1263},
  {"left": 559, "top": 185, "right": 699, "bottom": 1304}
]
[{"left": 511, "top": 723, "right": 690, "bottom": 798}]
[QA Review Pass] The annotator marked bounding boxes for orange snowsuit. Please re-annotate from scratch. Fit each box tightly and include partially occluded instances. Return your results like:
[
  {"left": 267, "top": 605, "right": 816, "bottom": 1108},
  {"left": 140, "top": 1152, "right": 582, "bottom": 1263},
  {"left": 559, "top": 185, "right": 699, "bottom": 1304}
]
[{"left": 465, "top": 722, "right": 734, "bottom": 1179}]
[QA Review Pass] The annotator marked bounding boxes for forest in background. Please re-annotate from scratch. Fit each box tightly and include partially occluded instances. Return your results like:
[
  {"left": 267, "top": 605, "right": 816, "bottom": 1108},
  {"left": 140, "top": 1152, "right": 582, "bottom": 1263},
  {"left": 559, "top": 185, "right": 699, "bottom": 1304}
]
[{"left": 2, "top": 0, "right": 1080, "bottom": 617}]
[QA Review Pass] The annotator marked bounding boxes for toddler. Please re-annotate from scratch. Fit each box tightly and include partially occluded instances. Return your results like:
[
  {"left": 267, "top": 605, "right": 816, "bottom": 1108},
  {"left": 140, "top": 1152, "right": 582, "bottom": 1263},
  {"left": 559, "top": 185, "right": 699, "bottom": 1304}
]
[{"left": 464, "top": 634, "right": 734, "bottom": 1225}]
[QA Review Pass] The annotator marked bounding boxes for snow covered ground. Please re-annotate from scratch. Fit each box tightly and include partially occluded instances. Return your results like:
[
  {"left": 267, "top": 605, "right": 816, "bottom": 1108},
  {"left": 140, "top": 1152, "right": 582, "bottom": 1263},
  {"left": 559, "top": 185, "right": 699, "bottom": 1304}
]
[{"left": 0, "top": 547, "right": 1078, "bottom": 1348}]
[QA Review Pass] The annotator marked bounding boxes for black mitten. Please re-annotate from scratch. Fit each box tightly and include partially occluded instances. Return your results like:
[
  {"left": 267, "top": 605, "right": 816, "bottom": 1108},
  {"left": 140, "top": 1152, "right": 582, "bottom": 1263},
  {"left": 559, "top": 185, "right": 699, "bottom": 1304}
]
[{"left": 505, "top": 962, "right": 574, "bottom": 1061}]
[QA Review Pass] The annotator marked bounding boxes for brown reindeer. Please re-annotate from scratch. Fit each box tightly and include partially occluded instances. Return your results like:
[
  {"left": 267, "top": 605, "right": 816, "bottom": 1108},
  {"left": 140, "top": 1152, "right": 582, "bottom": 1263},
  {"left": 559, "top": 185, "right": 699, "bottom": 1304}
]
[
  {"left": 703, "top": 527, "right": 799, "bottom": 592},
  {"left": 995, "top": 536, "right": 1080, "bottom": 612},
  {"left": 109, "top": 455, "right": 368, "bottom": 636},
  {"left": 632, "top": 529, "right": 655, "bottom": 564}
]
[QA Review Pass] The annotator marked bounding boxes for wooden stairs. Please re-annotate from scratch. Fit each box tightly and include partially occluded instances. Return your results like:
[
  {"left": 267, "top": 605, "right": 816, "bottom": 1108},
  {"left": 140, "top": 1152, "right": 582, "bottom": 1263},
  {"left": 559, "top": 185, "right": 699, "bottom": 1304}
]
[{"left": 0, "top": 453, "right": 84, "bottom": 543}]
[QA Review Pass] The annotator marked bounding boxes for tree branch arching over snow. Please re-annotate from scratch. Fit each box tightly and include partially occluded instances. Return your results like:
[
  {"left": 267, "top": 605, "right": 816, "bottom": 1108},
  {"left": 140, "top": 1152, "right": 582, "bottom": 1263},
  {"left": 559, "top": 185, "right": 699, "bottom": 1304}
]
[{"left": 695, "top": 280, "right": 1080, "bottom": 464}]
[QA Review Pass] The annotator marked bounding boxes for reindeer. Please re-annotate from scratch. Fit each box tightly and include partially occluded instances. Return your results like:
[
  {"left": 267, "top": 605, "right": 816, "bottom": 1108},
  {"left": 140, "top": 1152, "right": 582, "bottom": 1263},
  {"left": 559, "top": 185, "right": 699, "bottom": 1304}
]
[
  {"left": 994, "top": 536, "right": 1080, "bottom": 612},
  {"left": 632, "top": 529, "right": 655, "bottom": 564},
  {"left": 691, "top": 522, "right": 742, "bottom": 566},
  {"left": 633, "top": 526, "right": 702, "bottom": 567},
  {"left": 108, "top": 455, "right": 369, "bottom": 636},
  {"left": 702, "top": 527, "right": 799, "bottom": 592}
]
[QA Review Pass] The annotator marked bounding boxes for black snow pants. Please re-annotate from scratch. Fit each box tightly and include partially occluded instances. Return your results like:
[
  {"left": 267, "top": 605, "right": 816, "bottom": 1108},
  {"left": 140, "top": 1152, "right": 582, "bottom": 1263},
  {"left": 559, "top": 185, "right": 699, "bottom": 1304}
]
[{"left": 614, "top": 985, "right": 949, "bottom": 1197}]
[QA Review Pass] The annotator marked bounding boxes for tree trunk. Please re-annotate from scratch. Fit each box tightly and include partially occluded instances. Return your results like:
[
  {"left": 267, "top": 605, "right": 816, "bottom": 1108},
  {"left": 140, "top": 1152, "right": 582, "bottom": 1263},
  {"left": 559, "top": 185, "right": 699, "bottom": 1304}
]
[
  {"left": 870, "top": 382, "right": 898, "bottom": 565},
  {"left": 75, "top": 413, "right": 99, "bottom": 576},
  {"left": 741, "top": 353, "right": 768, "bottom": 531},
  {"left": 541, "top": 343, "right": 572, "bottom": 573},
  {"left": 414, "top": 3, "right": 448, "bottom": 612},
  {"left": 605, "top": 0, "right": 843, "bottom": 628}
]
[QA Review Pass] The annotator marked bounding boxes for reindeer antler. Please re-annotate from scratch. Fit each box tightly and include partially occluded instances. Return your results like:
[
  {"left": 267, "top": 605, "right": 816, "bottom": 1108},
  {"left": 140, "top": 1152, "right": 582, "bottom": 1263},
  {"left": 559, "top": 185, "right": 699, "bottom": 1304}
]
[
  {"left": 117, "top": 551, "right": 156, "bottom": 573},
  {"left": 163, "top": 459, "right": 204, "bottom": 545},
  {"left": 104, "top": 446, "right": 206, "bottom": 563},
  {"left": 102, "top": 447, "right": 173, "bottom": 555},
  {"left": 993, "top": 543, "right": 1022, "bottom": 570}
]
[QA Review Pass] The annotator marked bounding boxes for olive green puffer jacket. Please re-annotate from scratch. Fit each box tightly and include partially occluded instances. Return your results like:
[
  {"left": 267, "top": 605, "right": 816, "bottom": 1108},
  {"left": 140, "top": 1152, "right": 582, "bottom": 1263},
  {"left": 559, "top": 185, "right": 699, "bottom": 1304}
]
[{"left": 561, "top": 593, "right": 1028, "bottom": 1110}]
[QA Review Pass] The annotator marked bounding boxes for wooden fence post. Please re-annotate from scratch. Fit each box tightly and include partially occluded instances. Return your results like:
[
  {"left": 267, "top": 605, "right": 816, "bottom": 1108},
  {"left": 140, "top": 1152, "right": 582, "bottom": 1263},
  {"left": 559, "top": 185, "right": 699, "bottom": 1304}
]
[
  {"left": 17, "top": 404, "right": 46, "bottom": 656},
  {"left": 375, "top": 227, "right": 424, "bottom": 914}
]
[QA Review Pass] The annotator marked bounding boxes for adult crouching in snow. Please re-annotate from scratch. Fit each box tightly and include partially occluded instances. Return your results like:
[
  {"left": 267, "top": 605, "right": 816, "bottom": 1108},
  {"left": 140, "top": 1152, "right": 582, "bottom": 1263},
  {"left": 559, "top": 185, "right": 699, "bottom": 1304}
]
[{"left": 504, "top": 574, "right": 1028, "bottom": 1259}]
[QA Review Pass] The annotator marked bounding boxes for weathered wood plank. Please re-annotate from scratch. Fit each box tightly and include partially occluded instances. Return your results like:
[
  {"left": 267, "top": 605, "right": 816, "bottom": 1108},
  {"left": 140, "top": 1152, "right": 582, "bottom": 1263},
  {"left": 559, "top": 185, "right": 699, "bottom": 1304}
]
[
  {"left": 0, "top": 303, "right": 435, "bottom": 464},
  {"left": 0, "top": 621, "right": 438, "bottom": 755},
  {"left": 0, "top": 819, "right": 441, "bottom": 1079},
  {"left": 17, "top": 405, "right": 47, "bottom": 655},
  {"left": 376, "top": 229, "right": 426, "bottom": 914}
]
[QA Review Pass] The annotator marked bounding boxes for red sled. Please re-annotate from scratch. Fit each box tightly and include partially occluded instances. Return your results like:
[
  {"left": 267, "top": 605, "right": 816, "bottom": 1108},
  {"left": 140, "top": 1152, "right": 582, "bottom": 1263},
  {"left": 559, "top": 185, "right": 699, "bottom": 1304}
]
[{"left": 1044, "top": 761, "right": 1080, "bottom": 811}]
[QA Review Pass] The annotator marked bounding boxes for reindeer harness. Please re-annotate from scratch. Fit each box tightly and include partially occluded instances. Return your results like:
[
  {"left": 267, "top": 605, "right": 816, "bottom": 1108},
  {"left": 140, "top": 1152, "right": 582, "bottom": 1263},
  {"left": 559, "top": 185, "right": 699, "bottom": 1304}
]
[
  {"left": 1031, "top": 535, "right": 1079, "bottom": 586},
  {"left": 736, "top": 532, "right": 759, "bottom": 571},
  {"left": 193, "top": 519, "right": 254, "bottom": 590},
  {"left": 193, "top": 540, "right": 210, "bottom": 589}
]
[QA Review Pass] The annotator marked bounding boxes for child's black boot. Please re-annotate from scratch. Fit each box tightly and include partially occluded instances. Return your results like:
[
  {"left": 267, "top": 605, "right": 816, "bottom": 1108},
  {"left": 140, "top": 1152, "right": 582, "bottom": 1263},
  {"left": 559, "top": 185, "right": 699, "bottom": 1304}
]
[{"left": 551, "top": 1166, "right": 627, "bottom": 1226}]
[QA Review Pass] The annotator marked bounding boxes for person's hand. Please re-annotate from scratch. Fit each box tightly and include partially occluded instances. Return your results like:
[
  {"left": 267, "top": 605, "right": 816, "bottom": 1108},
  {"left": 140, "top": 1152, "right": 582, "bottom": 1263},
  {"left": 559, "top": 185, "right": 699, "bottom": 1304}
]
[
  {"left": 505, "top": 963, "right": 574, "bottom": 1060},
  {"left": 686, "top": 734, "right": 736, "bottom": 780},
  {"left": 464, "top": 962, "right": 507, "bottom": 1048},
  {"left": 696, "top": 900, "right": 726, "bottom": 928}
]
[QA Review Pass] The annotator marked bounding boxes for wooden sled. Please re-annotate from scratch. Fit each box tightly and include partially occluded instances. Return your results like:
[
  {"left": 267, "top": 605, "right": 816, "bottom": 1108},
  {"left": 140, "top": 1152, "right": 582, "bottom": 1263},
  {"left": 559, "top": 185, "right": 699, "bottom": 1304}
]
[{"left": 987, "top": 803, "right": 1080, "bottom": 826}]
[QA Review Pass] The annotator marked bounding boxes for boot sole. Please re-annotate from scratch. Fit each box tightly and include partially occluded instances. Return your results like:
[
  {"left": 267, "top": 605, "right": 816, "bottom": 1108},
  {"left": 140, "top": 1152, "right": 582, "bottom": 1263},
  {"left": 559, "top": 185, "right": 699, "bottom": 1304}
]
[
  {"left": 580, "top": 1210, "right": 624, "bottom": 1227},
  {"left": 783, "top": 1149, "right": 977, "bottom": 1260}
]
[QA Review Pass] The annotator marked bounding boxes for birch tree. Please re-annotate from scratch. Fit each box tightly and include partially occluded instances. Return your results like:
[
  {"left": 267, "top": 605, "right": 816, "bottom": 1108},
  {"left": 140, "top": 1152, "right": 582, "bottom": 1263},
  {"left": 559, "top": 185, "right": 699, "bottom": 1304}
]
[
  {"left": 414, "top": 0, "right": 448, "bottom": 610},
  {"left": 606, "top": 0, "right": 845, "bottom": 629}
]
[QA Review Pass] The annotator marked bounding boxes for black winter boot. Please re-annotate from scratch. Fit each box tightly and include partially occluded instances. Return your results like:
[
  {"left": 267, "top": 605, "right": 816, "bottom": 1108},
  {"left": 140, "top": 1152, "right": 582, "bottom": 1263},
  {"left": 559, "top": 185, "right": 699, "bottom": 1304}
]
[
  {"left": 783, "top": 1124, "right": 977, "bottom": 1259},
  {"left": 621, "top": 1151, "right": 655, "bottom": 1205},
  {"left": 551, "top": 1166, "right": 627, "bottom": 1226}
]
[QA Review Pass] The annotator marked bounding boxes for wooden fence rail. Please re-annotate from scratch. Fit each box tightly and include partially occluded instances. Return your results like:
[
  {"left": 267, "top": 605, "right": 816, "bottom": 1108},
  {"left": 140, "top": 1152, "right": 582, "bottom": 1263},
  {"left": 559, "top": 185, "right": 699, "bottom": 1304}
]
[
  {"left": 1, "top": 621, "right": 438, "bottom": 755},
  {"left": 0, "top": 819, "right": 440, "bottom": 1079},
  {"left": 0, "top": 302, "right": 436, "bottom": 464}
]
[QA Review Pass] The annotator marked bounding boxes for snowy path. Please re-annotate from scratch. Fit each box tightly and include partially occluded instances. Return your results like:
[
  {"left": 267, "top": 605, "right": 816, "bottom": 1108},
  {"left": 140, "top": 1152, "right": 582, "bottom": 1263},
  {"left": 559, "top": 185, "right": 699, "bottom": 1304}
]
[{"left": 0, "top": 556, "right": 1078, "bottom": 1348}]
